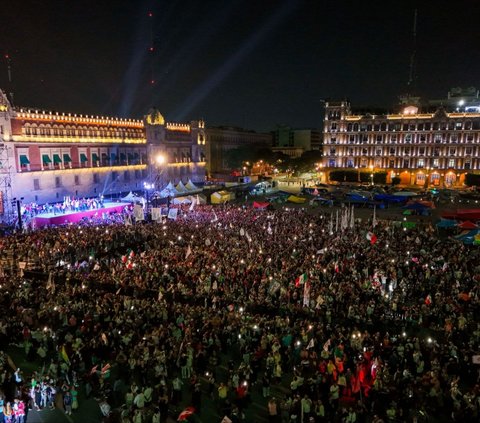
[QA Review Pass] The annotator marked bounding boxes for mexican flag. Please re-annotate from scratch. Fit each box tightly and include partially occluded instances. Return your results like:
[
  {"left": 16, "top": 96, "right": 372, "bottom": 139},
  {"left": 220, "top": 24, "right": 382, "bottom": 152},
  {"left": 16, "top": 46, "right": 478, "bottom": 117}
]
[
  {"left": 295, "top": 273, "right": 308, "bottom": 287},
  {"left": 366, "top": 232, "right": 377, "bottom": 245},
  {"left": 177, "top": 407, "right": 196, "bottom": 421}
]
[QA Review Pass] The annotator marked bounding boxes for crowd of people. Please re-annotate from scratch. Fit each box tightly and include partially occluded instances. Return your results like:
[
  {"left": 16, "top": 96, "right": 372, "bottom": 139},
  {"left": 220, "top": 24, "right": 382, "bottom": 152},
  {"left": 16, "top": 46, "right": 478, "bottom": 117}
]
[{"left": 0, "top": 202, "right": 479, "bottom": 423}]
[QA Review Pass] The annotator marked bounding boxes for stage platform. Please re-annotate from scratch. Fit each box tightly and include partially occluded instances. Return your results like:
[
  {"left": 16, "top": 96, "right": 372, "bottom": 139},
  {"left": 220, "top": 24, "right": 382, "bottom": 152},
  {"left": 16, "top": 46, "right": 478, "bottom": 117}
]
[{"left": 32, "top": 202, "right": 130, "bottom": 228}]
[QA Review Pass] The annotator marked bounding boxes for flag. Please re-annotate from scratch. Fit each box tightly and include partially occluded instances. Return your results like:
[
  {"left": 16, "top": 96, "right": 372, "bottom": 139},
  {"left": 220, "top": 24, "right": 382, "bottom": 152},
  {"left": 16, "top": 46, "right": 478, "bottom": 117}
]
[
  {"left": 306, "top": 338, "right": 315, "bottom": 350},
  {"left": 151, "top": 207, "right": 161, "bottom": 221},
  {"left": 211, "top": 212, "right": 218, "bottom": 223},
  {"left": 323, "top": 338, "right": 331, "bottom": 352},
  {"left": 186, "top": 245, "right": 192, "bottom": 259},
  {"left": 61, "top": 345, "right": 70, "bottom": 364},
  {"left": 101, "top": 363, "right": 111, "bottom": 374},
  {"left": 189, "top": 196, "right": 196, "bottom": 212},
  {"left": 295, "top": 273, "right": 308, "bottom": 287},
  {"left": 366, "top": 232, "right": 377, "bottom": 245},
  {"left": 133, "top": 204, "right": 144, "bottom": 221},
  {"left": 303, "top": 280, "right": 311, "bottom": 307},
  {"left": 425, "top": 294, "right": 432, "bottom": 305},
  {"left": 46, "top": 272, "right": 55, "bottom": 292},
  {"left": 350, "top": 205, "right": 355, "bottom": 229},
  {"left": 177, "top": 406, "right": 195, "bottom": 421},
  {"left": 334, "top": 261, "right": 339, "bottom": 273},
  {"left": 168, "top": 208, "right": 178, "bottom": 220},
  {"left": 372, "top": 205, "right": 377, "bottom": 228}
]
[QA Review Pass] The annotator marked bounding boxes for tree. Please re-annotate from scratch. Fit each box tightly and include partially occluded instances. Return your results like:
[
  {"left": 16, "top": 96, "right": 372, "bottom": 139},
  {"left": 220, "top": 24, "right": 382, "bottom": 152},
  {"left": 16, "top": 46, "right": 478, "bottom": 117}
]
[
  {"left": 293, "top": 150, "right": 323, "bottom": 173},
  {"left": 465, "top": 173, "right": 480, "bottom": 187},
  {"left": 391, "top": 176, "right": 401, "bottom": 186},
  {"left": 224, "top": 146, "right": 260, "bottom": 170}
]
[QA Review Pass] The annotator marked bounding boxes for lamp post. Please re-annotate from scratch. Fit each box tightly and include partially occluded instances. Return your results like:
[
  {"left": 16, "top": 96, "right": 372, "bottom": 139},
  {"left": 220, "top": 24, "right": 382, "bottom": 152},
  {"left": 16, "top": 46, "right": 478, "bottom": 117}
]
[
  {"left": 154, "top": 154, "right": 166, "bottom": 190},
  {"left": 425, "top": 167, "right": 430, "bottom": 189},
  {"left": 143, "top": 182, "right": 154, "bottom": 218},
  {"left": 369, "top": 165, "right": 374, "bottom": 186}
]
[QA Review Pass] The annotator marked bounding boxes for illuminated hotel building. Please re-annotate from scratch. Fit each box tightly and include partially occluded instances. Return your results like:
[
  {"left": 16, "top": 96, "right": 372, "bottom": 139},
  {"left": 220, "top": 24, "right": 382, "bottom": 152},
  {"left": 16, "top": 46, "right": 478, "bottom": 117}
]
[
  {"left": 322, "top": 100, "right": 480, "bottom": 186},
  {"left": 0, "top": 90, "right": 205, "bottom": 209}
]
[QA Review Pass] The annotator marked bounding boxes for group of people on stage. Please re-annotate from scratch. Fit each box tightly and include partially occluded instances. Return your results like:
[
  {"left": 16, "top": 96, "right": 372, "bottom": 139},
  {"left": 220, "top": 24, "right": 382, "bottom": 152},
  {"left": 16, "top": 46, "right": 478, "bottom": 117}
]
[
  {"left": 0, "top": 203, "right": 479, "bottom": 423},
  {"left": 20, "top": 196, "right": 106, "bottom": 218}
]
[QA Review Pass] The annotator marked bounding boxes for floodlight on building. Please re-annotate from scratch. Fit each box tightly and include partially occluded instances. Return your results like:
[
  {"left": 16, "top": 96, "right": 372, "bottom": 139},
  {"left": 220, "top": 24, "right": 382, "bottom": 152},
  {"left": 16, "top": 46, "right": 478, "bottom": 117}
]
[{"left": 156, "top": 154, "right": 166, "bottom": 165}]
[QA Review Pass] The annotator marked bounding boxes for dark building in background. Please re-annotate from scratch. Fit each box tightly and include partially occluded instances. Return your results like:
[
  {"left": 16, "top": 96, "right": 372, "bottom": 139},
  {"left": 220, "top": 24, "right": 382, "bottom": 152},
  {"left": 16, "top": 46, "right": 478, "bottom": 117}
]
[
  {"left": 205, "top": 126, "right": 272, "bottom": 175},
  {"left": 271, "top": 125, "right": 322, "bottom": 158}
]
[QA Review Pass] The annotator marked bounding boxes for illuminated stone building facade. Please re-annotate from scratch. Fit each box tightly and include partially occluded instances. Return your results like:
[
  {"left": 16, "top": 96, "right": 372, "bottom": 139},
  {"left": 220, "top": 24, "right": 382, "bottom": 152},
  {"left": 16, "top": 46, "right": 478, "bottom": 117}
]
[
  {"left": 144, "top": 108, "right": 206, "bottom": 187},
  {"left": 322, "top": 100, "right": 480, "bottom": 186},
  {"left": 0, "top": 90, "right": 206, "bottom": 210}
]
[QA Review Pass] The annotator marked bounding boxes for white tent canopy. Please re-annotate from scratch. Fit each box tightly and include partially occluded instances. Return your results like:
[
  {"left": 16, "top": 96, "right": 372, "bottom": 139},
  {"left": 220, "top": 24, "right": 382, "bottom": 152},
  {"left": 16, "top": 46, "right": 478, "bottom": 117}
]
[
  {"left": 173, "top": 193, "right": 207, "bottom": 205},
  {"left": 172, "top": 196, "right": 193, "bottom": 204},
  {"left": 157, "top": 181, "right": 179, "bottom": 198},
  {"left": 185, "top": 179, "right": 201, "bottom": 192},
  {"left": 121, "top": 191, "right": 140, "bottom": 202},
  {"left": 175, "top": 181, "right": 188, "bottom": 193}
]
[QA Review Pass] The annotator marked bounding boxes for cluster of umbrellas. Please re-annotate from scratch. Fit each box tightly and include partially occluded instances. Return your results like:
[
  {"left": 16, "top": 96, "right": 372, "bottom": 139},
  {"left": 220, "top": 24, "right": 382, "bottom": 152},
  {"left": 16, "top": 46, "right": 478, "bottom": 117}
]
[{"left": 437, "top": 218, "right": 480, "bottom": 245}]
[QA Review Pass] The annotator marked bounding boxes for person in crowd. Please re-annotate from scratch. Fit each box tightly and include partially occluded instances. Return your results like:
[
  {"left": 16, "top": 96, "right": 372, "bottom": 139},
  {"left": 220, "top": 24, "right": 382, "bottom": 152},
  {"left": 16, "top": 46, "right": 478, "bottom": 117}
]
[{"left": 0, "top": 203, "right": 478, "bottom": 422}]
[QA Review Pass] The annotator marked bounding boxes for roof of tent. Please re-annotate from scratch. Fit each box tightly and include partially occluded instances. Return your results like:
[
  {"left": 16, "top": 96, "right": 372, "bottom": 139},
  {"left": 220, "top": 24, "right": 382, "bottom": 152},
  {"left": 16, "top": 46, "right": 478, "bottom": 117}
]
[
  {"left": 253, "top": 201, "right": 270, "bottom": 209},
  {"left": 287, "top": 195, "right": 307, "bottom": 204},
  {"left": 403, "top": 202, "right": 429, "bottom": 210},
  {"left": 121, "top": 192, "right": 138, "bottom": 202},
  {"left": 172, "top": 196, "right": 192, "bottom": 204},
  {"left": 212, "top": 190, "right": 230, "bottom": 198},
  {"left": 436, "top": 219, "right": 457, "bottom": 228},
  {"left": 176, "top": 181, "right": 187, "bottom": 193},
  {"left": 185, "top": 179, "right": 200, "bottom": 191},
  {"left": 158, "top": 182, "right": 179, "bottom": 198},
  {"left": 458, "top": 220, "right": 478, "bottom": 229}
]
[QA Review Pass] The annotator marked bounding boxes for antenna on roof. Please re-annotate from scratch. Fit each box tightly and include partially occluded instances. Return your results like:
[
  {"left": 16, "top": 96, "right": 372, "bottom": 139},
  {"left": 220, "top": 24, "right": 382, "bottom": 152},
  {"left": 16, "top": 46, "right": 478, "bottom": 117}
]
[
  {"left": 4, "top": 53, "right": 14, "bottom": 105},
  {"left": 407, "top": 9, "right": 417, "bottom": 91}
]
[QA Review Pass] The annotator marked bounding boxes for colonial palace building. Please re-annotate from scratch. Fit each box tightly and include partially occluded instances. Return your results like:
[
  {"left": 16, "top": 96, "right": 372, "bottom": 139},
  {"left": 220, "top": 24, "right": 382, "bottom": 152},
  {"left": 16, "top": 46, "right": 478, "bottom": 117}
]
[
  {"left": 0, "top": 89, "right": 205, "bottom": 215},
  {"left": 322, "top": 100, "right": 480, "bottom": 187}
]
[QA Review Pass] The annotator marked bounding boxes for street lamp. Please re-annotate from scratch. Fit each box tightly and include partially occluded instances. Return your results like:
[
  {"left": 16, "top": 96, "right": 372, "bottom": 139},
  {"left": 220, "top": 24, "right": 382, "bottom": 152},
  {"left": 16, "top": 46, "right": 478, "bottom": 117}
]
[
  {"left": 154, "top": 154, "right": 166, "bottom": 190},
  {"left": 156, "top": 154, "right": 166, "bottom": 165},
  {"left": 143, "top": 182, "right": 154, "bottom": 215}
]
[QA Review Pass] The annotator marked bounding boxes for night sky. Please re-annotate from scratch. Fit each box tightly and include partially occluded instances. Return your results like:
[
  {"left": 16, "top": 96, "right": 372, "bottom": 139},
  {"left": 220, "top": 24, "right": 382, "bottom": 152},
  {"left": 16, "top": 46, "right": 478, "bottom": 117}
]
[{"left": 1, "top": 0, "right": 479, "bottom": 131}]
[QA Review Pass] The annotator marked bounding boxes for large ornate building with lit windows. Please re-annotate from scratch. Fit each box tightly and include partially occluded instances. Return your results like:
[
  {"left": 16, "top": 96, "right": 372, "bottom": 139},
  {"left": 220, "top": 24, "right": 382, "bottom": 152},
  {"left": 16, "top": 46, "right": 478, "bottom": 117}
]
[
  {"left": 0, "top": 90, "right": 206, "bottom": 213},
  {"left": 144, "top": 108, "right": 206, "bottom": 187},
  {"left": 322, "top": 100, "right": 480, "bottom": 186}
]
